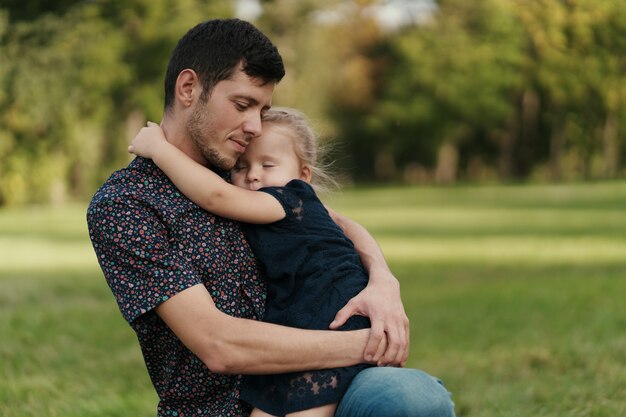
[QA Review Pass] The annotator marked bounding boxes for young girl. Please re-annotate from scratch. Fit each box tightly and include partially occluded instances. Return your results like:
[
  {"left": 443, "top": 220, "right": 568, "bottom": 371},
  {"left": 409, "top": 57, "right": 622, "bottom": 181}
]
[{"left": 129, "top": 108, "right": 373, "bottom": 417}]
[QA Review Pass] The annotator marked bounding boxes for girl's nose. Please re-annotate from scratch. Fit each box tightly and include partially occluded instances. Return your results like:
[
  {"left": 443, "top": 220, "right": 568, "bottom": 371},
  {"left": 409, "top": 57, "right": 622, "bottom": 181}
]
[{"left": 246, "top": 166, "right": 260, "bottom": 182}]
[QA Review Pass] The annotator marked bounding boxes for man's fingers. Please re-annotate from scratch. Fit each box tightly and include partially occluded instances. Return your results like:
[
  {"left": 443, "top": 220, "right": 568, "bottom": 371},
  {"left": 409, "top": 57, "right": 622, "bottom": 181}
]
[
  {"left": 402, "top": 318, "right": 410, "bottom": 365},
  {"left": 393, "top": 326, "right": 408, "bottom": 366},
  {"left": 373, "top": 334, "right": 387, "bottom": 363},
  {"left": 378, "top": 325, "right": 401, "bottom": 366},
  {"left": 364, "top": 322, "right": 385, "bottom": 362},
  {"left": 388, "top": 317, "right": 409, "bottom": 366},
  {"left": 329, "top": 301, "right": 355, "bottom": 329},
  {"left": 381, "top": 313, "right": 410, "bottom": 366}
]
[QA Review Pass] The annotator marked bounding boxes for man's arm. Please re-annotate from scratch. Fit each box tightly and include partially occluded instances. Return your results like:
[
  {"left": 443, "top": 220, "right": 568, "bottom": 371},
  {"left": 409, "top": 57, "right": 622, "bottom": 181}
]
[
  {"left": 88, "top": 196, "right": 373, "bottom": 376},
  {"left": 156, "top": 283, "right": 372, "bottom": 374},
  {"left": 327, "top": 208, "right": 410, "bottom": 367}
]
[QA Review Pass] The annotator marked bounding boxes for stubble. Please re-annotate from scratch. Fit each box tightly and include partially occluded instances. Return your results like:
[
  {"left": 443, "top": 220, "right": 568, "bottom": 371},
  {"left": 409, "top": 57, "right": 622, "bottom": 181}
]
[{"left": 187, "top": 102, "right": 235, "bottom": 171}]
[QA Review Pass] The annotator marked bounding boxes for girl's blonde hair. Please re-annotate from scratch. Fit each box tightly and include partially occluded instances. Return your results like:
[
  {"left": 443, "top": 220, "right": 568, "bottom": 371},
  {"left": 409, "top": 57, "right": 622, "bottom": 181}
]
[{"left": 261, "top": 107, "right": 337, "bottom": 194}]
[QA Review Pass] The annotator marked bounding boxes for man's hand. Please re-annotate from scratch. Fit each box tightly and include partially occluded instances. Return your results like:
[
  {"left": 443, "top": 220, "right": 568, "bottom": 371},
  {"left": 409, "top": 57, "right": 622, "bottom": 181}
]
[{"left": 329, "top": 269, "right": 409, "bottom": 367}]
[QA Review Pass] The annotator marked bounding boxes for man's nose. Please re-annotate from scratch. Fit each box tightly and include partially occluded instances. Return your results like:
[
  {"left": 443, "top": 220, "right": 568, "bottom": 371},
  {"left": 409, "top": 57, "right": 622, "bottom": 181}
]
[{"left": 242, "top": 113, "right": 262, "bottom": 138}]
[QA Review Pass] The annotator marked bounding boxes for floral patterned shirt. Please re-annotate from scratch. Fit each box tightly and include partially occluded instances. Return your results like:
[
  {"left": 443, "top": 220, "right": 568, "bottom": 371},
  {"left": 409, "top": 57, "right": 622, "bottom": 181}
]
[{"left": 87, "top": 157, "right": 266, "bottom": 417}]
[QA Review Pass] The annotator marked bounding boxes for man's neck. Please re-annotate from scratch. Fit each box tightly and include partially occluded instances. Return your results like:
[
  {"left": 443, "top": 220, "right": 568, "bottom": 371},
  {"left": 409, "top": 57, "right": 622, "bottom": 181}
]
[{"left": 160, "top": 113, "right": 207, "bottom": 166}]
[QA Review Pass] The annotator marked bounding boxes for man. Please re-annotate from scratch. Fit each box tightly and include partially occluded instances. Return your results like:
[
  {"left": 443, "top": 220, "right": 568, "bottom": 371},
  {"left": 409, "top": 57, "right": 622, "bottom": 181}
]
[{"left": 87, "top": 19, "right": 454, "bottom": 417}]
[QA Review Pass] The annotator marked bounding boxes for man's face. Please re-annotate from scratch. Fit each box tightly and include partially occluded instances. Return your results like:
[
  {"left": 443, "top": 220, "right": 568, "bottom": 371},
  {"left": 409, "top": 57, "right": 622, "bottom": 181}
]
[{"left": 187, "top": 68, "right": 275, "bottom": 170}]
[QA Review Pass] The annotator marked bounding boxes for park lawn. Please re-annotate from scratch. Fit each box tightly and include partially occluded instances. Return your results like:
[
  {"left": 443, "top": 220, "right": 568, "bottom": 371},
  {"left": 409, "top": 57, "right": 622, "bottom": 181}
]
[{"left": 1, "top": 181, "right": 626, "bottom": 417}]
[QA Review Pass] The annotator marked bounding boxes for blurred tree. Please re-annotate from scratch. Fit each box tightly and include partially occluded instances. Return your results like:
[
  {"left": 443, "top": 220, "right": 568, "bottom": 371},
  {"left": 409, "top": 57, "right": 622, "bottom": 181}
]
[
  {"left": 0, "top": 0, "right": 233, "bottom": 205},
  {"left": 327, "top": 1, "right": 392, "bottom": 181},
  {"left": 331, "top": 0, "right": 625, "bottom": 182},
  {"left": 0, "top": 5, "right": 128, "bottom": 204},
  {"left": 512, "top": 0, "right": 626, "bottom": 180},
  {"left": 297, "top": 0, "right": 394, "bottom": 182},
  {"left": 1, "top": 0, "right": 625, "bottom": 205},
  {"left": 255, "top": 0, "right": 340, "bottom": 129},
  {"left": 1, "top": 0, "right": 83, "bottom": 21},
  {"left": 340, "top": 0, "right": 525, "bottom": 182},
  {"left": 253, "top": 0, "right": 383, "bottom": 182}
]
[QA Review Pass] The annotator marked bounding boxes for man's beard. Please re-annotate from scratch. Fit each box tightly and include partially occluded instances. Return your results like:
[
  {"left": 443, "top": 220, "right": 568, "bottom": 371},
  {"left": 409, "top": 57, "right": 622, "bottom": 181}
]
[{"left": 187, "top": 105, "right": 234, "bottom": 171}]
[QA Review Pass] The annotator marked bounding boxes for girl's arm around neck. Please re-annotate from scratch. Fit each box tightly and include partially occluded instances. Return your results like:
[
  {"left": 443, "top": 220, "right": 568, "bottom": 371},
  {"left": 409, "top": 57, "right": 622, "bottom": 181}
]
[{"left": 129, "top": 125, "right": 284, "bottom": 224}]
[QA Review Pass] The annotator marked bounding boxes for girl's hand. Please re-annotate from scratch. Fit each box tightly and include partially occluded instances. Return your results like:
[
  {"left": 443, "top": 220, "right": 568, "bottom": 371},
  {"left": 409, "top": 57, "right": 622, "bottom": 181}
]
[{"left": 128, "top": 121, "right": 168, "bottom": 159}]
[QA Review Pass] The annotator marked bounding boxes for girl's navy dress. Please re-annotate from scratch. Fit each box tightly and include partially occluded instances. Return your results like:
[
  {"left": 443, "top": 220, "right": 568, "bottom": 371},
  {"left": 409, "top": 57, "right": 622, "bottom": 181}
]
[{"left": 238, "top": 179, "right": 371, "bottom": 416}]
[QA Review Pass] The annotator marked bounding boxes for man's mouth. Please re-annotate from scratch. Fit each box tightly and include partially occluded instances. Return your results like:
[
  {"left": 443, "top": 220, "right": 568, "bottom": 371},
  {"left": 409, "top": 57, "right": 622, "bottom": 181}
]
[{"left": 230, "top": 138, "right": 248, "bottom": 153}]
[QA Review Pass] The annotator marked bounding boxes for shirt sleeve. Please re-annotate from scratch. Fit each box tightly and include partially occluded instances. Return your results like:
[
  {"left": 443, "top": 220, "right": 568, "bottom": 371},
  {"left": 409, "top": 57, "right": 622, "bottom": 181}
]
[{"left": 87, "top": 197, "right": 202, "bottom": 323}]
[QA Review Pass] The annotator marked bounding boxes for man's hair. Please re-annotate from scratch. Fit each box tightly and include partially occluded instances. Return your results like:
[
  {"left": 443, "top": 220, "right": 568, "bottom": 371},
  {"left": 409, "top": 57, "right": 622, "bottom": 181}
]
[{"left": 163, "top": 19, "right": 285, "bottom": 111}]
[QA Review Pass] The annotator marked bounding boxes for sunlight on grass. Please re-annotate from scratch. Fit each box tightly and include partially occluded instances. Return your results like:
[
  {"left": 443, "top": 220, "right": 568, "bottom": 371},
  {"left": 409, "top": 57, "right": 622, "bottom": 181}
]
[
  {"left": 341, "top": 207, "right": 626, "bottom": 236},
  {"left": 377, "top": 236, "right": 626, "bottom": 265},
  {"left": 0, "top": 237, "right": 99, "bottom": 272}
]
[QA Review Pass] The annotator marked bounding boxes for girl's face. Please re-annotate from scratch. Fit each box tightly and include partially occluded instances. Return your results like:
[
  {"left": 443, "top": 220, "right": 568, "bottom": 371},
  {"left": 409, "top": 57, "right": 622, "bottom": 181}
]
[{"left": 231, "top": 124, "right": 311, "bottom": 191}]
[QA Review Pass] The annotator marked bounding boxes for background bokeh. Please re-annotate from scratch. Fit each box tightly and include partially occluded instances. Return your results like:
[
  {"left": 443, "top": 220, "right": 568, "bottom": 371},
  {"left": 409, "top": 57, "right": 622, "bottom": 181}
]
[{"left": 1, "top": 0, "right": 625, "bottom": 206}]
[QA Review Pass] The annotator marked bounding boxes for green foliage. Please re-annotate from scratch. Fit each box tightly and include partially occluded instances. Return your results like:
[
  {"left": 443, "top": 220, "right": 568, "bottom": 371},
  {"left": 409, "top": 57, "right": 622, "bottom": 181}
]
[
  {"left": 0, "top": 0, "right": 625, "bottom": 205},
  {"left": 509, "top": 0, "right": 626, "bottom": 179},
  {"left": 325, "top": 0, "right": 626, "bottom": 183},
  {"left": 368, "top": 0, "right": 525, "bottom": 178},
  {"left": 0, "top": 0, "right": 234, "bottom": 206},
  {"left": 0, "top": 6, "right": 128, "bottom": 204}
]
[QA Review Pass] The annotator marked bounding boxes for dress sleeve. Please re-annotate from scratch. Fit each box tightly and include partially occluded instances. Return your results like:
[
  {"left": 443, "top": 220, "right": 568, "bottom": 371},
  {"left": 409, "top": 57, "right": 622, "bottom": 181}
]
[
  {"left": 87, "top": 197, "right": 202, "bottom": 323},
  {"left": 258, "top": 180, "right": 315, "bottom": 223}
]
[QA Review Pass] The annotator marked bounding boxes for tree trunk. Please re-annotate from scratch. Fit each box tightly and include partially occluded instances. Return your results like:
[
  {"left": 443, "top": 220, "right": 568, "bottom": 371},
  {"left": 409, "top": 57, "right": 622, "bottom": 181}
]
[
  {"left": 374, "top": 149, "right": 396, "bottom": 181},
  {"left": 549, "top": 113, "right": 565, "bottom": 181},
  {"left": 435, "top": 143, "right": 458, "bottom": 184},
  {"left": 498, "top": 114, "right": 518, "bottom": 179},
  {"left": 602, "top": 112, "right": 619, "bottom": 179},
  {"left": 516, "top": 89, "right": 540, "bottom": 178}
]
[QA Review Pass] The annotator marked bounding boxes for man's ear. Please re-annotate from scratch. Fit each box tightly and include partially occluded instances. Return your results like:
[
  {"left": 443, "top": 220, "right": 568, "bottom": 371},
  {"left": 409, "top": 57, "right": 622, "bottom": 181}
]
[
  {"left": 175, "top": 69, "right": 200, "bottom": 108},
  {"left": 300, "top": 164, "right": 312, "bottom": 182}
]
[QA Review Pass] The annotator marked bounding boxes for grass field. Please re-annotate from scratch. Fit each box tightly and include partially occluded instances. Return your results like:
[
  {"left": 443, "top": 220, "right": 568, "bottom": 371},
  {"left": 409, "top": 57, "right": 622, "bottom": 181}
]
[{"left": 2, "top": 181, "right": 626, "bottom": 416}]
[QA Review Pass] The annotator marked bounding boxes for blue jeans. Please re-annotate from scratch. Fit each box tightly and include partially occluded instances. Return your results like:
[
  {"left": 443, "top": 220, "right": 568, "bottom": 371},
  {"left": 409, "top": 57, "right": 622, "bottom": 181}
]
[{"left": 335, "top": 367, "right": 455, "bottom": 417}]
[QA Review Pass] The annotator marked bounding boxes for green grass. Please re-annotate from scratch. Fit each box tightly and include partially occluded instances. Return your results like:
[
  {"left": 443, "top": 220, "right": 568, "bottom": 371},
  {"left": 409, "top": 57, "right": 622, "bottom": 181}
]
[
  {"left": 0, "top": 205, "right": 157, "bottom": 417},
  {"left": 2, "top": 182, "right": 626, "bottom": 416}
]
